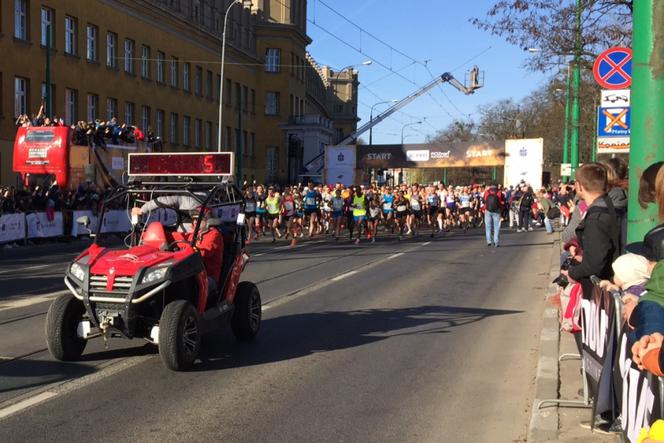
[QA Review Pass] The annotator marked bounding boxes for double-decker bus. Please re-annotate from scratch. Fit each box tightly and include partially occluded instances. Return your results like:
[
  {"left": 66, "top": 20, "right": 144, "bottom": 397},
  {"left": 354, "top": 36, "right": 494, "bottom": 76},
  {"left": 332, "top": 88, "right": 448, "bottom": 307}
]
[{"left": 12, "top": 126, "right": 158, "bottom": 189}]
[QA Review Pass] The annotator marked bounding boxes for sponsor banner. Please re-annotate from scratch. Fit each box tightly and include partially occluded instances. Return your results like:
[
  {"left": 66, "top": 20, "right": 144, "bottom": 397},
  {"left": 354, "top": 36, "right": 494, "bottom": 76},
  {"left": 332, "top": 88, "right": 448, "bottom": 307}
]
[
  {"left": 598, "top": 136, "right": 630, "bottom": 155},
  {"left": 561, "top": 163, "right": 572, "bottom": 177},
  {"left": 357, "top": 142, "right": 504, "bottom": 169},
  {"left": 71, "top": 210, "right": 96, "bottom": 237},
  {"left": 26, "top": 212, "right": 63, "bottom": 238},
  {"left": 100, "top": 210, "right": 132, "bottom": 234},
  {"left": 325, "top": 145, "right": 356, "bottom": 186},
  {"left": 581, "top": 282, "right": 617, "bottom": 423},
  {"left": 504, "top": 138, "right": 544, "bottom": 189},
  {"left": 0, "top": 213, "right": 26, "bottom": 244},
  {"left": 614, "top": 325, "right": 660, "bottom": 442}
]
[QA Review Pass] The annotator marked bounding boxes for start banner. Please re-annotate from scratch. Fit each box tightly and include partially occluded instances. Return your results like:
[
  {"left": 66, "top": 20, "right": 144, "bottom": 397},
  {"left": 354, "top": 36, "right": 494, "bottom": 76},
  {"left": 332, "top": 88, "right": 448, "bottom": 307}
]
[
  {"left": 26, "top": 212, "right": 63, "bottom": 239},
  {"left": 0, "top": 213, "right": 26, "bottom": 244}
]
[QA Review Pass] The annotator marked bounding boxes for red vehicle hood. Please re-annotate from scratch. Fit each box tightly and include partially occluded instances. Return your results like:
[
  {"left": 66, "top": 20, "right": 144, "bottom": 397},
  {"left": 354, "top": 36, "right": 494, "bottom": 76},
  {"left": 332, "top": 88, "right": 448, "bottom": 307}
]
[{"left": 86, "top": 244, "right": 177, "bottom": 277}]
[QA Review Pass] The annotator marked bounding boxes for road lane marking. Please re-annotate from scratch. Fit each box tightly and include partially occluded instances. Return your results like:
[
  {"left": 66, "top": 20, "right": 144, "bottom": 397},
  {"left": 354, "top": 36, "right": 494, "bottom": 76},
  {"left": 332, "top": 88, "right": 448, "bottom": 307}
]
[
  {"left": 0, "top": 290, "right": 68, "bottom": 312},
  {"left": 330, "top": 270, "right": 358, "bottom": 282},
  {"left": 421, "top": 241, "right": 431, "bottom": 246},
  {"left": 0, "top": 391, "right": 57, "bottom": 420},
  {"left": 262, "top": 241, "right": 433, "bottom": 312},
  {"left": 0, "top": 264, "right": 53, "bottom": 275}
]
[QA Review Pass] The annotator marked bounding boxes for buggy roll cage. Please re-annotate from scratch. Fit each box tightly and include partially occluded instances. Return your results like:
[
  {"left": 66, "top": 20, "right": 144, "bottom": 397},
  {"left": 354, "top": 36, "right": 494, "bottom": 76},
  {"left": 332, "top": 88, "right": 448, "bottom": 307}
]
[{"left": 92, "top": 180, "right": 246, "bottom": 247}]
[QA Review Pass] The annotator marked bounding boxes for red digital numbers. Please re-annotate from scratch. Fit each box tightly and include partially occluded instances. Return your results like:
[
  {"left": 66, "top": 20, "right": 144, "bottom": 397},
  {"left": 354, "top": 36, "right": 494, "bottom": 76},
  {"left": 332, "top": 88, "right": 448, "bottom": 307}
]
[{"left": 129, "top": 153, "right": 232, "bottom": 176}]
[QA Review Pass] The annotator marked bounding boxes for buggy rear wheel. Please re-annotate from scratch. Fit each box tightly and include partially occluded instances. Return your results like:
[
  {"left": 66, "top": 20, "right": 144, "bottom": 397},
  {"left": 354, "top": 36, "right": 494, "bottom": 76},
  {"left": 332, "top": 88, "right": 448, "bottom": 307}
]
[
  {"left": 158, "top": 300, "right": 200, "bottom": 371},
  {"left": 45, "top": 294, "right": 87, "bottom": 361},
  {"left": 231, "top": 282, "right": 261, "bottom": 341}
]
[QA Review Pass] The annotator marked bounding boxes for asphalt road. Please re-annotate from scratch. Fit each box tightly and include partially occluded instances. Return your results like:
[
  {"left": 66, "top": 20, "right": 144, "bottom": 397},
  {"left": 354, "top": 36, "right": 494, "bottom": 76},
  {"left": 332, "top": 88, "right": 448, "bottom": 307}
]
[{"left": 0, "top": 229, "right": 553, "bottom": 442}]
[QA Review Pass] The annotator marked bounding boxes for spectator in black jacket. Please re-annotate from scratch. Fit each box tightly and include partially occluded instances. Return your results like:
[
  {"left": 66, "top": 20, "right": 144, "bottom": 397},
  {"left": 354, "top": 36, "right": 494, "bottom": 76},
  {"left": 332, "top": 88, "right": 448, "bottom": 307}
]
[{"left": 564, "top": 163, "right": 620, "bottom": 284}]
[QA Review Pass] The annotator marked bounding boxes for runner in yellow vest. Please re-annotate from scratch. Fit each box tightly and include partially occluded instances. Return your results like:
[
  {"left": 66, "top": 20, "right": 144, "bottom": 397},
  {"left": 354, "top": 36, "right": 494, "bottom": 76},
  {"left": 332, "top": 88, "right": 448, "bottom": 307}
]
[
  {"left": 352, "top": 187, "right": 368, "bottom": 245},
  {"left": 265, "top": 187, "right": 281, "bottom": 243}
]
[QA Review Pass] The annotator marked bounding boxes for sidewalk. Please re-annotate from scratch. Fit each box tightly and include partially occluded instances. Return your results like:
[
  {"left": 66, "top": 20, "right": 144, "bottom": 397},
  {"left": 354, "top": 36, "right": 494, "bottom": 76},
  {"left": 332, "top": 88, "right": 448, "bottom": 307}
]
[{"left": 528, "top": 233, "right": 619, "bottom": 442}]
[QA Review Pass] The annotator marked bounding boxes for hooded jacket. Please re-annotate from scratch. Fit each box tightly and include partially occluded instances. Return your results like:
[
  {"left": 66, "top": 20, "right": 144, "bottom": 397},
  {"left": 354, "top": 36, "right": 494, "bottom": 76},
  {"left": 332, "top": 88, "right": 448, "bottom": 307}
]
[
  {"left": 630, "top": 261, "right": 664, "bottom": 341},
  {"left": 568, "top": 195, "right": 620, "bottom": 282}
]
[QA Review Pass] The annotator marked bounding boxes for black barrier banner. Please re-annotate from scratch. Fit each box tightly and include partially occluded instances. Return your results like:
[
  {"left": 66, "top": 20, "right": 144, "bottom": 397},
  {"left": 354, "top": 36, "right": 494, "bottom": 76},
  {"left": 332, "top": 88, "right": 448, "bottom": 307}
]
[
  {"left": 614, "top": 326, "right": 661, "bottom": 442},
  {"left": 581, "top": 283, "right": 617, "bottom": 423}
]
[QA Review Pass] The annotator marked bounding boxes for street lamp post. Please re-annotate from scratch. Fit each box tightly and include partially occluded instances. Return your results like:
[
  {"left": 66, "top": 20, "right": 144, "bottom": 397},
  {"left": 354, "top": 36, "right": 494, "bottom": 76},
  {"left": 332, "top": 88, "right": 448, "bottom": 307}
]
[
  {"left": 331, "top": 60, "right": 372, "bottom": 143},
  {"left": 217, "top": 0, "right": 251, "bottom": 154},
  {"left": 369, "top": 100, "right": 397, "bottom": 145},
  {"left": 401, "top": 121, "right": 422, "bottom": 144}
]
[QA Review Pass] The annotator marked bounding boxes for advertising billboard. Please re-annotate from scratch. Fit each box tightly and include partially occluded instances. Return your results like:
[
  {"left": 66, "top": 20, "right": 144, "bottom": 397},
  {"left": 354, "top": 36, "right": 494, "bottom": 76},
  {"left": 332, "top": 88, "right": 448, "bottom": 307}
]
[{"left": 503, "top": 138, "right": 544, "bottom": 189}]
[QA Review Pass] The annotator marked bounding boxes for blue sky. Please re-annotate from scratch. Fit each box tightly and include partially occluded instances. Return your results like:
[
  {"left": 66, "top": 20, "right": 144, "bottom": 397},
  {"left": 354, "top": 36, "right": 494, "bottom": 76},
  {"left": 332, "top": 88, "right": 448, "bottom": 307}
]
[{"left": 306, "top": 0, "right": 550, "bottom": 145}]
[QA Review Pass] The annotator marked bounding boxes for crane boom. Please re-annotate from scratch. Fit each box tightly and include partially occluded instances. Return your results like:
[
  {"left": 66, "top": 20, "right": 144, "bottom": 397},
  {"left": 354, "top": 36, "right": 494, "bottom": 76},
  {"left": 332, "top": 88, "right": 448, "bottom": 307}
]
[{"left": 336, "top": 69, "right": 481, "bottom": 147}]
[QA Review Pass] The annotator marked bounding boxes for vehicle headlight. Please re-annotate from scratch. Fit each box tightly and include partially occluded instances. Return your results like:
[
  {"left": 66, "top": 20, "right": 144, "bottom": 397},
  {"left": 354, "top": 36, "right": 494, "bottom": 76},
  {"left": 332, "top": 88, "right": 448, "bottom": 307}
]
[
  {"left": 70, "top": 263, "right": 86, "bottom": 282},
  {"left": 141, "top": 267, "right": 168, "bottom": 285}
]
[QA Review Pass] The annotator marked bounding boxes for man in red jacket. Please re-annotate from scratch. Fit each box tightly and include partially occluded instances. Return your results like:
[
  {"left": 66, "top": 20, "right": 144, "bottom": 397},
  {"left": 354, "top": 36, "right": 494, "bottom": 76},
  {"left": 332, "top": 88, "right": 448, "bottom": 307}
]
[{"left": 188, "top": 209, "right": 224, "bottom": 290}]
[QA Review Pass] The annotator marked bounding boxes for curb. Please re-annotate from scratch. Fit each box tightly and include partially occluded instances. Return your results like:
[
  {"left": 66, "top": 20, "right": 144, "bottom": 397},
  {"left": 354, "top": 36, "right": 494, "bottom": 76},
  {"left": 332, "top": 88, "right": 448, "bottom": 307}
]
[{"left": 528, "top": 235, "right": 563, "bottom": 442}]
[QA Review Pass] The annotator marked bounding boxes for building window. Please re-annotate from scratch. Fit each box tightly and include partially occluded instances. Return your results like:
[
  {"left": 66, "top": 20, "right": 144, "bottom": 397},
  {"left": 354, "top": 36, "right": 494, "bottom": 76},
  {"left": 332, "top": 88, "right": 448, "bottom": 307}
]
[
  {"left": 182, "top": 116, "right": 190, "bottom": 146},
  {"left": 183, "top": 63, "right": 190, "bottom": 92},
  {"left": 40, "top": 7, "right": 53, "bottom": 47},
  {"left": 224, "top": 78, "right": 231, "bottom": 105},
  {"left": 86, "top": 24, "right": 98, "bottom": 61},
  {"left": 106, "top": 32, "right": 117, "bottom": 68},
  {"left": 156, "top": 51, "right": 165, "bottom": 83},
  {"left": 141, "top": 45, "right": 150, "bottom": 79},
  {"left": 251, "top": 89, "right": 256, "bottom": 113},
  {"left": 65, "top": 16, "right": 77, "bottom": 55},
  {"left": 243, "top": 86, "right": 248, "bottom": 112},
  {"left": 141, "top": 105, "right": 150, "bottom": 132},
  {"left": 14, "top": 77, "right": 28, "bottom": 117},
  {"left": 86, "top": 94, "right": 98, "bottom": 121},
  {"left": 156, "top": 110, "right": 164, "bottom": 139},
  {"left": 170, "top": 58, "right": 178, "bottom": 88},
  {"left": 65, "top": 88, "right": 77, "bottom": 125},
  {"left": 106, "top": 97, "right": 117, "bottom": 120},
  {"left": 266, "top": 147, "right": 277, "bottom": 180},
  {"left": 234, "top": 82, "right": 241, "bottom": 109},
  {"left": 242, "top": 130, "right": 248, "bottom": 156},
  {"left": 194, "top": 119, "right": 201, "bottom": 147},
  {"left": 205, "top": 122, "right": 212, "bottom": 149},
  {"left": 14, "top": 0, "right": 28, "bottom": 40},
  {"left": 224, "top": 126, "right": 231, "bottom": 151},
  {"left": 249, "top": 132, "right": 255, "bottom": 157},
  {"left": 216, "top": 75, "right": 221, "bottom": 103},
  {"left": 206, "top": 70, "right": 212, "bottom": 99},
  {"left": 169, "top": 113, "right": 178, "bottom": 144},
  {"left": 265, "top": 48, "right": 280, "bottom": 73},
  {"left": 125, "top": 102, "right": 134, "bottom": 125},
  {"left": 265, "top": 91, "right": 279, "bottom": 115},
  {"left": 124, "top": 39, "right": 134, "bottom": 74},
  {"left": 194, "top": 66, "right": 202, "bottom": 96}
]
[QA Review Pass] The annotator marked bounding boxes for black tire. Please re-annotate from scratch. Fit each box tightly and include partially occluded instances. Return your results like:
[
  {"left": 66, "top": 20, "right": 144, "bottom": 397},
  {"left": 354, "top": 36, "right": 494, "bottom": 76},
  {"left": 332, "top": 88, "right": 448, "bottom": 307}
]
[
  {"left": 231, "top": 282, "right": 261, "bottom": 341},
  {"left": 45, "top": 294, "right": 87, "bottom": 361},
  {"left": 158, "top": 300, "right": 201, "bottom": 371}
]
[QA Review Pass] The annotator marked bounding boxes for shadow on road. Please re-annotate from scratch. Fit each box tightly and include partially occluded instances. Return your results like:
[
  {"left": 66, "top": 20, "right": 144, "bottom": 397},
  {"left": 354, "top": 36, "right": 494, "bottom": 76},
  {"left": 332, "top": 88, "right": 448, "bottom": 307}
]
[
  {"left": 0, "top": 343, "right": 156, "bottom": 395},
  {"left": 195, "top": 304, "right": 522, "bottom": 372}
]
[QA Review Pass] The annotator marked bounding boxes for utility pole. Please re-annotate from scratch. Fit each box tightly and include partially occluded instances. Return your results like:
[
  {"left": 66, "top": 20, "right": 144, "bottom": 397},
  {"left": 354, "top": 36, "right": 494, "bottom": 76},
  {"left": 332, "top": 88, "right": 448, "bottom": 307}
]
[
  {"left": 627, "top": 0, "right": 664, "bottom": 243},
  {"left": 569, "top": 0, "right": 582, "bottom": 180}
]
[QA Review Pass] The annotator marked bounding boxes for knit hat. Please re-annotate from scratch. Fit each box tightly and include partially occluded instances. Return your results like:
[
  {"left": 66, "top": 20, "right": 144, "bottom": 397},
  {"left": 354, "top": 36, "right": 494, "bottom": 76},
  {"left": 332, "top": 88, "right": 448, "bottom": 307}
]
[{"left": 612, "top": 253, "right": 652, "bottom": 290}]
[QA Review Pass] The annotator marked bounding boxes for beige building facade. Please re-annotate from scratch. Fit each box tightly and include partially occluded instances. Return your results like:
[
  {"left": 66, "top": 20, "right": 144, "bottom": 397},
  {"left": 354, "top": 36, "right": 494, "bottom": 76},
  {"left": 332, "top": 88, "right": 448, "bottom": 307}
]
[{"left": 0, "top": 0, "right": 358, "bottom": 186}]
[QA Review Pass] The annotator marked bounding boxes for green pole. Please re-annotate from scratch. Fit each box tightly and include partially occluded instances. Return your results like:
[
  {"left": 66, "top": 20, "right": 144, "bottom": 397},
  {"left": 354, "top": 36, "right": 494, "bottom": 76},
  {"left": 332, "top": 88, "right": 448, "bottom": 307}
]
[
  {"left": 562, "top": 62, "right": 571, "bottom": 183},
  {"left": 443, "top": 168, "right": 447, "bottom": 185},
  {"left": 627, "top": 0, "right": 664, "bottom": 243},
  {"left": 569, "top": 0, "right": 582, "bottom": 180},
  {"left": 45, "top": 24, "right": 52, "bottom": 117},
  {"left": 492, "top": 166, "right": 497, "bottom": 181}
]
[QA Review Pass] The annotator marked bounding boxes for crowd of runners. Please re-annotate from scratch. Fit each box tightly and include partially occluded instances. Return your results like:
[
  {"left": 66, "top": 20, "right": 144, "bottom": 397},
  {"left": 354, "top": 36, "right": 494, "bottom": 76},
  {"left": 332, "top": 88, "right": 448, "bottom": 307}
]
[{"left": 241, "top": 181, "right": 537, "bottom": 246}]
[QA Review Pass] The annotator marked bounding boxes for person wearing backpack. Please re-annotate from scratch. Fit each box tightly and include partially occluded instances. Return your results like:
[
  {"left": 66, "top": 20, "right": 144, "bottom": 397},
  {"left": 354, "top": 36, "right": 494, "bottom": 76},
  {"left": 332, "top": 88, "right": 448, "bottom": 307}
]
[
  {"left": 483, "top": 184, "right": 504, "bottom": 247},
  {"left": 517, "top": 184, "right": 535, "bottom": 232}
]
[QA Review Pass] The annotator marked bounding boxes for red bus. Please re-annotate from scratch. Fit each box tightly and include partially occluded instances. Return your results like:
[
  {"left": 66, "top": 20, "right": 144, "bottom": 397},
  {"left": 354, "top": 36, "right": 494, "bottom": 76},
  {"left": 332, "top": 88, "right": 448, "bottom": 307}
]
[{"left": 12, "top": 126, "right": 155, "bottom": 189}]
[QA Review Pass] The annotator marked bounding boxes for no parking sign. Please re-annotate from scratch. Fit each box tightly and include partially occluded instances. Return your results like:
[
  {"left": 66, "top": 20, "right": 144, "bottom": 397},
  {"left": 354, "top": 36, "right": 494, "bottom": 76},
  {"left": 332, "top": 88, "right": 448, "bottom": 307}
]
[{"left": 593, "top": 47, "right": 632, "bottom": 89}]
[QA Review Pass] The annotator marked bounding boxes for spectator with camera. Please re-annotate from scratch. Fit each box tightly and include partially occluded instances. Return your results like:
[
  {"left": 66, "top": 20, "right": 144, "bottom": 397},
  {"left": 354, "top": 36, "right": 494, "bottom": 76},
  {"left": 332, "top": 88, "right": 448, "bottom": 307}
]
[{"left": 562, "top": 163, "right": 620, "bottom": 286}]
